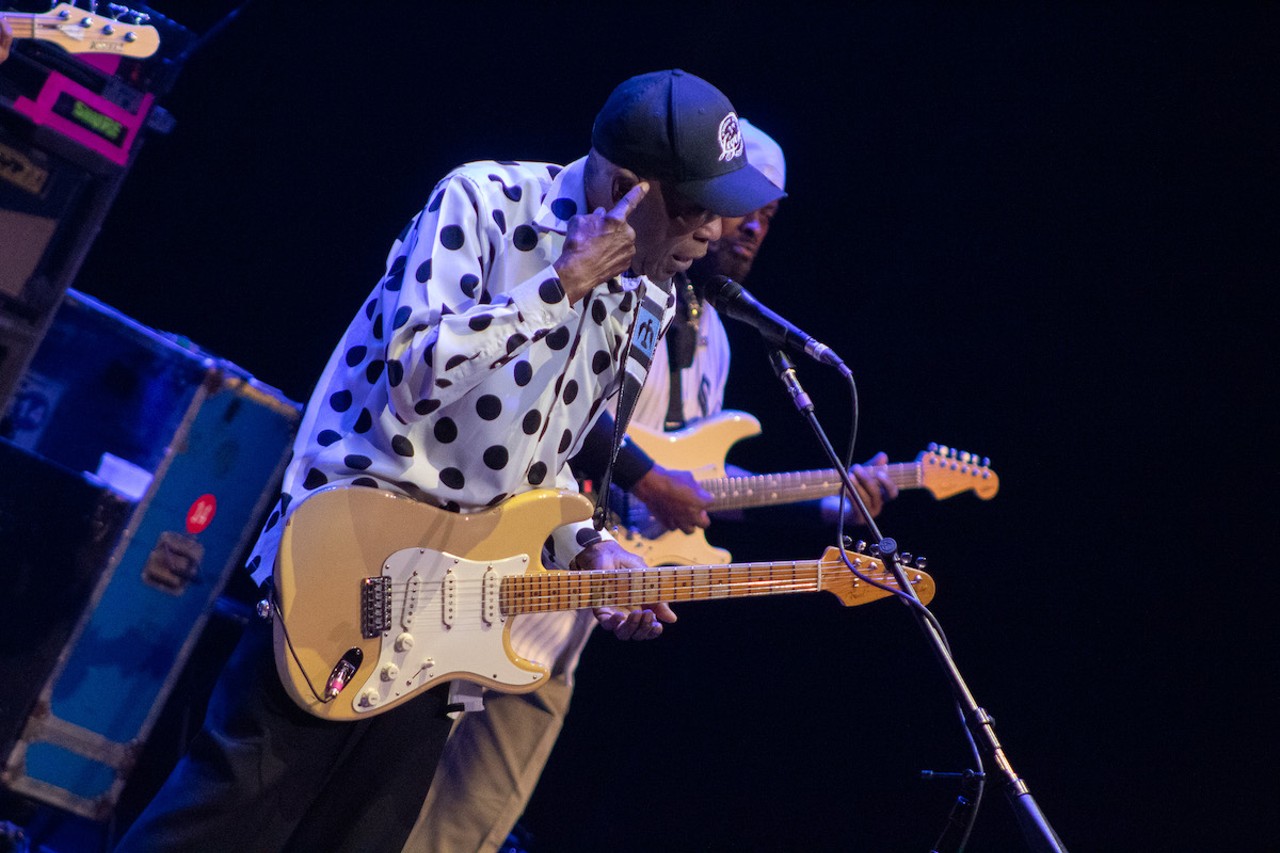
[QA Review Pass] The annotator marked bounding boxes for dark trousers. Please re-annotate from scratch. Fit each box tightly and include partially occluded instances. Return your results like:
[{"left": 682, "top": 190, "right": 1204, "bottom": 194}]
[{"left": 114, "top": 616, "right": 453, "bottom": 853}]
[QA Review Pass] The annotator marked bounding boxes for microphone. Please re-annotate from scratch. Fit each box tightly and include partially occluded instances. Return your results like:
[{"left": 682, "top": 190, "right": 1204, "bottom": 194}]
[{"left": 702, "top": 276, "right": 850, "bottom": 375}]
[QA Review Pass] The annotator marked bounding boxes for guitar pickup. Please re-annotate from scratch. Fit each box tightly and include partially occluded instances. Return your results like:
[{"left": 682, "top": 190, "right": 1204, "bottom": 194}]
[
  {"left": 402, "top": 573, "right": 421, "bottom": 630},
  {"left": 441, "top": 568, "right": 456, "bottom": 628},
  {"left": 482, "top": 568, "right": 500, "bottom": 626}
]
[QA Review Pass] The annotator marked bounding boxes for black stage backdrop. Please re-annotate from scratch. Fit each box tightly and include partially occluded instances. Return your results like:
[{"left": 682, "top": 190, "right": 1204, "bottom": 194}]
[{"left": 53, "top": 2, "right": 1278, "bottom": 850}]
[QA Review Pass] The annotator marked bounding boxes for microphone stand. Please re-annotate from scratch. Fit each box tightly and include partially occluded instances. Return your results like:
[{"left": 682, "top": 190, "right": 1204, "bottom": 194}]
[{"left": 768, "top": 349, "right": 1068, "bottom": 853}]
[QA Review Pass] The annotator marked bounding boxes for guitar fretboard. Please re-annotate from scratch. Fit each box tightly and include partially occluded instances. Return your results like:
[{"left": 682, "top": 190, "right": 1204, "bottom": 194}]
[
  {"left": 499, "top": 556, "right": 904, "bottom": 615},
  {"left": 0, "top": 13, "right": 38, "bottom": 39},
  {"left": 704, "top": 463, "right": 922, "bottom": 511}
]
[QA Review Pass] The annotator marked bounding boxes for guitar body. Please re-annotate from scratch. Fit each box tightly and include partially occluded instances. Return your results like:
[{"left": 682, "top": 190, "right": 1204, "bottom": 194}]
[
  {"left": 620, "top": 411, "right": 762, "bottom": 565},
  {"left": 274, "top": 483, "right": 936, "bottom": 721},
  {"left": 273, "top": 486, "right": 593, "bottom": 722}
]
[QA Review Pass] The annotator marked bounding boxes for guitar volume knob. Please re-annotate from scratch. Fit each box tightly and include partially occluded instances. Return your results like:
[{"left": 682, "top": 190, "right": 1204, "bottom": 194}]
[{"left": 395, "top": 632, "right": 414, "bottom": 652}]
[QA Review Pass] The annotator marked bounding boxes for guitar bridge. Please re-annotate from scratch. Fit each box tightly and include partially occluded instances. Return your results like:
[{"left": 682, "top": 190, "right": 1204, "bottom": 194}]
[{"left": 361, "top": 576, "right": 392, "bottom": 638}]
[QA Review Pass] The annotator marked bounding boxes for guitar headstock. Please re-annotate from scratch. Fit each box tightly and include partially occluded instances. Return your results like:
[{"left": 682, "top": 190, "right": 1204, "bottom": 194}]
[
  {"left": 817, "top": 546, "right": 935, "bottom": 607},
  {"left": 28, "top": 3, "right": 160, "bottom": 58},
  {"left": 918, "top": 443, "right": 999, "bottom": 500}
]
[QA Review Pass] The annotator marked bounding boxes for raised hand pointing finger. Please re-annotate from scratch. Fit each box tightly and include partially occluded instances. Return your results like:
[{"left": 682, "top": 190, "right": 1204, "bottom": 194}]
[{"left": 607, "top": 180, "right": 649, "bottom": 222}]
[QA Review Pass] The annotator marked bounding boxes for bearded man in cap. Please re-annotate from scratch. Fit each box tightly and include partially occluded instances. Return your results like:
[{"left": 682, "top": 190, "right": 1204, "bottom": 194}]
[{"left": 113, "top": 69, "right": 782, "bottom": 853}]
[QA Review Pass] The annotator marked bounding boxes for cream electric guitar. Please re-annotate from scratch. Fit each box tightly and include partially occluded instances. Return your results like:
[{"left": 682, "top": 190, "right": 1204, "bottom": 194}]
[
  {"left": 272, "top": 486, "right": 934, "bottom": 721},
  {"left": 1, "top": 4, "right": 160, "bottom": 58},
  {"left": 612, "top": 411, "right": 999, "bottom": 565}
]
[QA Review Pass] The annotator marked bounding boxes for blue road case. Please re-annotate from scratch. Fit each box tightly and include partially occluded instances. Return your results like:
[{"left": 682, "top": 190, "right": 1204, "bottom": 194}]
[{"left": 0, "top": 290, "right": 300, "bottom": 820}]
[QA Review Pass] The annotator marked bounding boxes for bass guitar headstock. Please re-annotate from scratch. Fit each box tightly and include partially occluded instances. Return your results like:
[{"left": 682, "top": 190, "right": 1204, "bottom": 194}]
[{"left": 17, "top": 3, "right": 161, "bottom": 58}]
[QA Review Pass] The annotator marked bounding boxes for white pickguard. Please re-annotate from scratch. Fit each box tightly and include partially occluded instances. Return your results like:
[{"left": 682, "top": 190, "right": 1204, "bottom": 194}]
[{"left": 346, "top": 547, "right": 545, "bottom": 714}]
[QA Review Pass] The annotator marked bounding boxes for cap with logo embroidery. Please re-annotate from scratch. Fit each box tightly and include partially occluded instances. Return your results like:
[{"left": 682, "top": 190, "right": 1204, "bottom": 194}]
[{"left": 591, "top": 69, "right": 786, "bottom": 218}]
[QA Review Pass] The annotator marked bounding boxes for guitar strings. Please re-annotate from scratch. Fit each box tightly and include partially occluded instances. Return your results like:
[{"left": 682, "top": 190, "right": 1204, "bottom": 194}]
[{"left": 375, "top": 561, "right": 915, "bottom": 616}]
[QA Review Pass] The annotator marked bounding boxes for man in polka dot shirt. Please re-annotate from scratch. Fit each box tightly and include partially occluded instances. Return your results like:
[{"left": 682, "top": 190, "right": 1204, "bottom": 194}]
[
  {"left": 114, "top": 69, "right": 784, "bottom": 853},
  {"left": 405, "top": 121, "right": 898, "bottom": 853}
]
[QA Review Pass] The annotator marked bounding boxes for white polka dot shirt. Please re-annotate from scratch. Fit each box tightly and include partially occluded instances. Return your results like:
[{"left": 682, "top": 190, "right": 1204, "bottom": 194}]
[{"left": 247, "top": 157, "right": 676, "bottom": 588}]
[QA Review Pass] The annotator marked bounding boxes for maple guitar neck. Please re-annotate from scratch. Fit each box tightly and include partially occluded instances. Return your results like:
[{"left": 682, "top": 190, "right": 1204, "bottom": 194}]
[
  {"left": 701, "top": 463, "right": 923, "bottom": 512},
  {"left": 1, "top": 13, "right": 35, "bottom": 40},
  {"left": 498, "top": 550, "right": 929, "bottom": 615}
]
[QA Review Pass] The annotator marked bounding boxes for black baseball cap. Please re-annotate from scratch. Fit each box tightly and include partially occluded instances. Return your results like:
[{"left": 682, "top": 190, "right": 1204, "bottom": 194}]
[{"left": 591, "top": 70, "right": 786, "bottom": 218}]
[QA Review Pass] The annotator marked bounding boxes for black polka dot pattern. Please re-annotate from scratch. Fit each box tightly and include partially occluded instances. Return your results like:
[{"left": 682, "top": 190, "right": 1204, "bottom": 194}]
[
  {"left": 476, "top": 395, "right": 502, "bottom": 420},
  {"left": 538, "top": 278, "right": 564, "bottom": 304},
  {"left": 440, "top": 225, "right": 465, "bottom": 250},
  {"left": 522, "top": 410, "right": 542, "bottom": 434},
  {"left": 434, "top": 418, "right": 458, "bottom": 442},
  {"left": 513, "top": 225, "right": 538, "bottom": 251},
  {"left": 244, "top": 160, "right": 678, "bottom": 598},
  {"left": 546, "top": 327, "right": 570, "bottom": 350},
  {"left": 483, "top": 446, "right": 508, "bottom": 470},
  {"left": 550, "top": 198, "right": 577, "bottom": 221}
]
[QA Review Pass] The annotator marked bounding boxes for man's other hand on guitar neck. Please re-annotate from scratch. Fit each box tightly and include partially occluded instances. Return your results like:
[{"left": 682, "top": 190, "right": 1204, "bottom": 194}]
[
  {"left": 572, "top": 539, "right": 677, "bottom": 641},
  {"left": 632, "top": 464, "right": 713, "bottom": 533},
  {"left": 819, "top": 452, "right": 900, "bottom": 525}
]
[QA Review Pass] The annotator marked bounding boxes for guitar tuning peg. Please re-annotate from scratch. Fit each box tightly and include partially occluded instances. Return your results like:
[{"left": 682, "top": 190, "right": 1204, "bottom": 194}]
[
  {"left": 854, "top": 539, "right": 868, "bottom": 554},
  {"left": 913, "top": 555, "right": 928, "bottom": 569},
  {"left": 959, "top": 450, "right": 972, "bottom": 463},
  {"left": 900, "top": 551, "right": 913, "bottom": 565},
  {"left": 981, "top": 456, "right": 990, "bottom": 467},
  {"left": 938, "top": 444, "right": 951, "bottom": 458},
  {"left": 927, "top": 441, "right": 939, "bottom": 452},
  {"left": 107, "top": 2, "right": 128, "bottom": 17}
]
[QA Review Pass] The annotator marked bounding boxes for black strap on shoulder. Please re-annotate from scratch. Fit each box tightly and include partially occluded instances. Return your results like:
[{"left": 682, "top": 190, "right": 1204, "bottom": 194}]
[
  {"left": 591, "top": 280, "right": 669, "bottom": 531},
  {"left": 662, "top": 277, "right": 699, "bottom": 431}
]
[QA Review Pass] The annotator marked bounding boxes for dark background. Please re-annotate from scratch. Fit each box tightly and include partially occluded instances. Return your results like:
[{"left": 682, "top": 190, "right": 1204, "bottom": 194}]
[{"left": 28, "top": 1, "right": 1280, "bottom": 850}]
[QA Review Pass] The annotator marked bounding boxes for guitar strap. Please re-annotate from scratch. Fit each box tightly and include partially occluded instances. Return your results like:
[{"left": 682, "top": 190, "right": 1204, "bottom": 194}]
[
  {"left": 663, "top": 277, "right": 700, "bottom": 431},
  {"left": 591, "top": 279, "right": 670, "bottom": 531}
]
